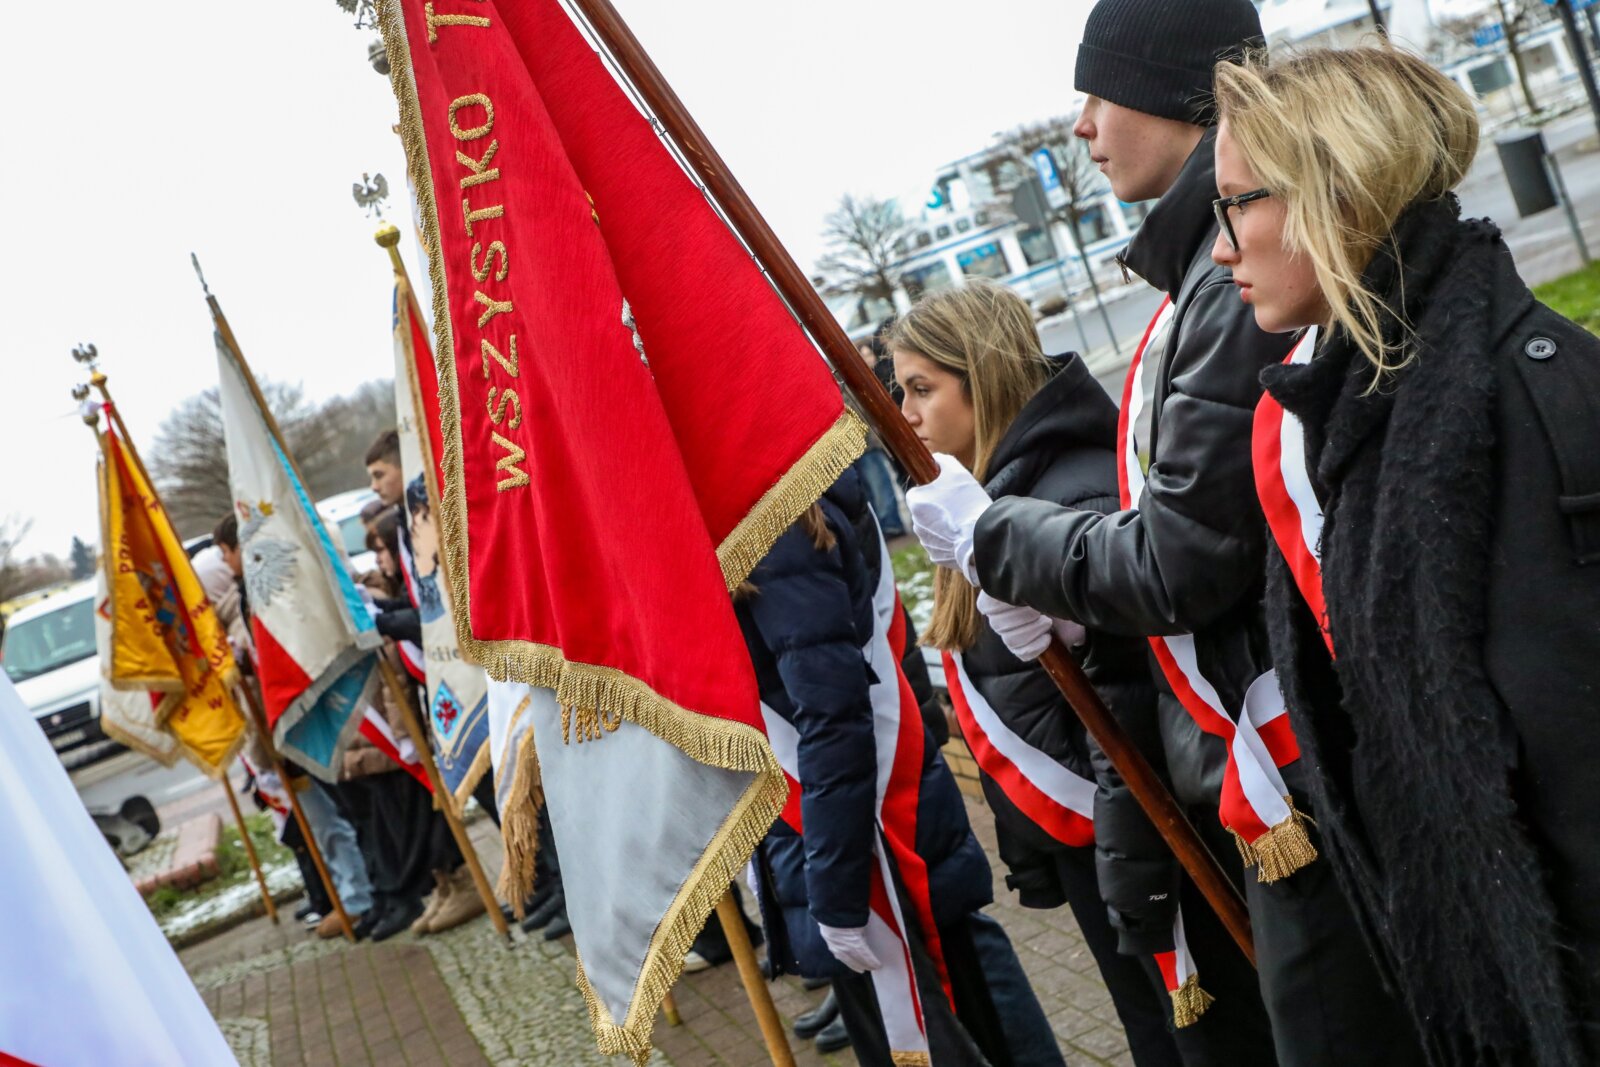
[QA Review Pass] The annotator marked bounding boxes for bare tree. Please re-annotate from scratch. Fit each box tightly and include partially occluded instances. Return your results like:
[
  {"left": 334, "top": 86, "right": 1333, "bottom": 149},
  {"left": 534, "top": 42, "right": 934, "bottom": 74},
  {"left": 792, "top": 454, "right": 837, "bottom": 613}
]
[
  {"left": 148, "top": 380, "right": 396, "bottom": 538},
  {"left": 815, "top": 194, "right": 913, "bottom": 307},
  {"left": 1496, "top": 0, "right": 1543, "bottom": 115},
  {"left": 0, "top": 517, "right": 71, "bottom": 603},
  {"left": 996, "top": 117, "right": 1105, "bottom": 266}
]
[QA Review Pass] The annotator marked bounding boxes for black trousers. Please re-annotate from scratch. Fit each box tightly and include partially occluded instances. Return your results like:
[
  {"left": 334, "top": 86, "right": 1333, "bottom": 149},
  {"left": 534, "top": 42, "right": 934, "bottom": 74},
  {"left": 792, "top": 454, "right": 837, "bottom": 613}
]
[
  {"left": 1242, "top": 813, "right": 1425, "bottom": 1067},
  {"left": 341, "top": 771, "right": 459, "bottom": 913},
  {"left": 1048, "top": 847, "right": 1185, "bottom": 1067}
]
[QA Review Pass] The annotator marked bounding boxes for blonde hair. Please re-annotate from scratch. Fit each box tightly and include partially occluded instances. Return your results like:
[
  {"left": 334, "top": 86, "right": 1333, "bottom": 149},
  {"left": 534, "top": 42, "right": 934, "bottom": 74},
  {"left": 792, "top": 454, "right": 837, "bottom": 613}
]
[
  {"left": 1214, "top": 46, "right": 1480, "bottom": 377},
  {"left": 885, "top": 280, "right": 1053, "bottom": 651}
]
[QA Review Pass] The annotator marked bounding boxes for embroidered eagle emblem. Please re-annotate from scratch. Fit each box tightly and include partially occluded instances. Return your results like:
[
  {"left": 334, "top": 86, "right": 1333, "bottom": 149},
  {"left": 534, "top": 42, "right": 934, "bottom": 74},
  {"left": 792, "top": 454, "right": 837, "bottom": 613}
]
[{"left": 237, "top": 500, "right": 298, "bottom": 610}]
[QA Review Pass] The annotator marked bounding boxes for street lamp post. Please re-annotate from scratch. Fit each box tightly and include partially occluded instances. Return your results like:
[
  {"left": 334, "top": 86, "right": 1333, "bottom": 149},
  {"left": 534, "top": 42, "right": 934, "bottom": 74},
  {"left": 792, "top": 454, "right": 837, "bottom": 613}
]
[{"left": 1554, "top": 0, "right": 1600, "bottom": 143}]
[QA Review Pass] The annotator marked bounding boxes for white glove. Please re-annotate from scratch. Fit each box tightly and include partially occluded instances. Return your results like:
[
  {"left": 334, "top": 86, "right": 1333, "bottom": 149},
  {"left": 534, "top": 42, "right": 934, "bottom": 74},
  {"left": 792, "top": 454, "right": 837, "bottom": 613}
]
[
  {"left": 976, "top": 592, "right": 1054, "bottom": 660},
  {"left": 817, "top": 923, "right": 883, "bottom": 973},
  {"left": 745, "top": 861, "right": 761, "bottom": 899},
  {"left": 906, "top": 454, "right": 992, "bottom": 586},
  {"left": 1054, "top": 618, "right": 1088, "bottom": 650}
]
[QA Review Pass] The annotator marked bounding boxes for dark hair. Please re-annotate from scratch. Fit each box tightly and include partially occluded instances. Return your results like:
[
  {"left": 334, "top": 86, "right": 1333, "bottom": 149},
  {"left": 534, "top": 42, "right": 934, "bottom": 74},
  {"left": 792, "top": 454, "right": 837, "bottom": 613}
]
[
  {"left": 359, "top": 498, "right": 386, "bottom": 524},
  {"left": 365, "top": 430, "right": 401, "bottom": 468},
  {"left": 213, "top": 513, "right": 239, "bottom": 550},
  {"left": 371, "top": 508, "right": 401, "bottom": 558}
]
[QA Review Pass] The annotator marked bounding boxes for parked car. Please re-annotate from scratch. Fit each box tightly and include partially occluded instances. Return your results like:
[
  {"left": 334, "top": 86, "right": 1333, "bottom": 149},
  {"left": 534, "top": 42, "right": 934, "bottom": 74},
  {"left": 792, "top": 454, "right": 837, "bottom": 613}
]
[
  {"left": 315, "top": 488, "right": 380, "bottom": 577},
  {"left": 0, "top": 580, "right": 121, "bottom": 768}
]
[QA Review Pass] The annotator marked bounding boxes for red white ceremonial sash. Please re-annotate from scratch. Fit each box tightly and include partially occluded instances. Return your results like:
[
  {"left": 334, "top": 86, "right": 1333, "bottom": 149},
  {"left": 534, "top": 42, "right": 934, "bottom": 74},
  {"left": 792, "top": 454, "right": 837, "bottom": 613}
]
[
  {"left": 1153, "top": 913, "right": 1213, "bottom": 1027},
  {"left": 358, "top": 704, "right": 431, "bottom": 792},
  {"left": 941, "top": 651, "right": 1094, "bottom": 848},
  {"left": 756, "top": 517, "right": 945, "bottom": 1063},
  {"left": 1117, "top": 300, "right": 1315, "bottom": 881},
  {"left": 1252, "top": 328, "right": 1333, "bottom": 655}
]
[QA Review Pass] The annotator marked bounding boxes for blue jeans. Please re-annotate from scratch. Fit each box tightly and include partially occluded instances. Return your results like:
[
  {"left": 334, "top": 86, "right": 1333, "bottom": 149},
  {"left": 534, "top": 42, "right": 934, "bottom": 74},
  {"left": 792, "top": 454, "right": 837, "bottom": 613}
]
[
  {"left": 859, "top": 451, "right": 906, "bottom": 536},
  {"left": 300, "top": 782, "right": 375, "bottom": 916},
  {"left": 968, "top": 910, "right": 1066, "bottom": 1067}
]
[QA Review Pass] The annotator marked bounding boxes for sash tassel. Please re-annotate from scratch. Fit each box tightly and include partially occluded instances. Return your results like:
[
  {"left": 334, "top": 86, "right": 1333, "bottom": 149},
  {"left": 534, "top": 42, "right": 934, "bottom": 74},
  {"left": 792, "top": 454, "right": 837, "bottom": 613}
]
[{"left": 1230, "top": 795, "right": 1317, "bottom": 884}]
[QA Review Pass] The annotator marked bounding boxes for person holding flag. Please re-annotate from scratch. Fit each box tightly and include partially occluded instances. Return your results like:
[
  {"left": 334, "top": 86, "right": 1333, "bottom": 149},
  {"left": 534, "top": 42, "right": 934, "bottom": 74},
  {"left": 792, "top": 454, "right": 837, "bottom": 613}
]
[
  {"left": 889, "top": 281, "right": 1268, "bottom": 1064},
  {"left": 744, "top": 464, "right": 1057, "bottom": 1066},
  {"left": 906, "top": 2, "right": 1422, "bottom": 1064}
]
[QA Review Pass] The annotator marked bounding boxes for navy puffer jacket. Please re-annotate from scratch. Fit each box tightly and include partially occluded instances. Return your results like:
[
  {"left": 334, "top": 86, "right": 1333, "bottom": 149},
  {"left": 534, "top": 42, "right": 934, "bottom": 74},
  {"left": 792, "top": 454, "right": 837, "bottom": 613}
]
[{"left": 742, "top": 466, "right": 991, "bottom": 979}]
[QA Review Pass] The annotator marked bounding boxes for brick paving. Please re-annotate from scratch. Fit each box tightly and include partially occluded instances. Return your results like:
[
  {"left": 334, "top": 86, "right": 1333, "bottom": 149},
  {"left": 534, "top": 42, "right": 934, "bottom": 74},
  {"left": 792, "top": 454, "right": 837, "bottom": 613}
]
[{"left": 181, "top": 761, "right": 1137, "bottom": 1066}]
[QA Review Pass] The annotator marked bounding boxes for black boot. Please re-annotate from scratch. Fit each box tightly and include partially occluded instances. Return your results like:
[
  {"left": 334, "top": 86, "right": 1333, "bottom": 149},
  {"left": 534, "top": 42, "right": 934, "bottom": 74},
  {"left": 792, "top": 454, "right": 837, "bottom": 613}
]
[
  {"left": 520, "top": 889, "right": 565, "bottom": 933},
  {"left": 814, "top": 1013, "right": 851, "bottom": 1053},
  {"left": 794, "top": 989, "right": 838, "bottom": 1040},
  {"left": 542, "top": 908, "right": 571, "bottom": 941},
  {"left": 370, "top": 897, "right": 425, "bottom": 942}
]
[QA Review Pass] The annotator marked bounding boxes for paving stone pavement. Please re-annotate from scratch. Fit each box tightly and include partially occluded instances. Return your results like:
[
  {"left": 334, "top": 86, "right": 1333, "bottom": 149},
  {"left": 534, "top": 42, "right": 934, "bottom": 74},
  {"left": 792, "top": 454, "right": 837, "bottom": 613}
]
[{"left": 181, "top": 798, "right": 1136, "bottom": 1066}]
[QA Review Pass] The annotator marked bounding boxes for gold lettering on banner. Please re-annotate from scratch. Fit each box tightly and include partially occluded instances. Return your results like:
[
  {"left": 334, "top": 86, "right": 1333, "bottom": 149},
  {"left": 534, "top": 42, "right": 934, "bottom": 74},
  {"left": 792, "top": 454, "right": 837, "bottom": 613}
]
[
  {"left": 491, "top": 432, "right": 529, "bottom": 491},
  {"left": 485, "top": 386, "right": 522, "bottom": 429},
  {"left": 470, "top": 241, "right": 509, "bottom": 283},
  {"left": 448, "top": 94, "right": 494, "bottom": 140},
  {"left": 457, "top": 141, "right": 500, "bottom": 188},
  {"left": 461, "top": 196, "right": 503, "bottom": 239},
  {"left": 561, "top": 704, "right": 624, "bottom": 744},
  {"left": 425, "top": 3, "right": 491, "bottom": 44},
  {"left": 480, "top": 336, "right": 518, "bottom": 379},
  {"left": 473, "top": 291, "right": 513, "bottom": 328}
]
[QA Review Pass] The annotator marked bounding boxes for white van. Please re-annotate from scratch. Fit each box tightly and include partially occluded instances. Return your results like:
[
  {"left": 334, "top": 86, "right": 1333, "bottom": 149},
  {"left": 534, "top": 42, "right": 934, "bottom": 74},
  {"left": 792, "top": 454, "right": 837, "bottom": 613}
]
[{"left": 0, "top": 581, "right": 118, "bottom": 768}]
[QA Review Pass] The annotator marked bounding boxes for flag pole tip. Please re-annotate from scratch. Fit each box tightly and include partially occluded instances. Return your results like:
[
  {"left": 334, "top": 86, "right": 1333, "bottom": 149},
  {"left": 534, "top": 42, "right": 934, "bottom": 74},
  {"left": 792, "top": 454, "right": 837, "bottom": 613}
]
[
  {"left": 190, "top": 253, "right": 211, "bottom": 297},
  {"left": 375, "top": 224, "right": 402, "bottom": 249}
]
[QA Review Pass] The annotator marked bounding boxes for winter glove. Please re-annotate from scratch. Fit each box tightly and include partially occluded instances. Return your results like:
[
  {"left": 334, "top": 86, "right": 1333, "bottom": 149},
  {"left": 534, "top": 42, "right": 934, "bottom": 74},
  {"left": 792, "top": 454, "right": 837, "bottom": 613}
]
[
  {"left": 817, "top": 923, "right": 883, "bottom": 973},
  {"left": 906, "top": 454, "right": 991, "bottom": 585}
]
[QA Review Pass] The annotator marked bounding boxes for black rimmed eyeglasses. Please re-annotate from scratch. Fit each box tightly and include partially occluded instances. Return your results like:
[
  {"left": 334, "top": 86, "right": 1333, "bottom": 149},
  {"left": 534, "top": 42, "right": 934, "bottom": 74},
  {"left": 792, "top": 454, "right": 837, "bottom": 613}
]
[{"left": 1212, "top": 188, "right": 1271, "bottom": 251}]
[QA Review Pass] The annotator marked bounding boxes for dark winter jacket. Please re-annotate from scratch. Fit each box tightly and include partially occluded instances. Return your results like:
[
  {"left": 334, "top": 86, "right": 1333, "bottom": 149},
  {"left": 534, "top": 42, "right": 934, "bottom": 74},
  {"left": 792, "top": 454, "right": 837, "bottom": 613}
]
[
  {"left": 957, "top": 355, "right": 1168, "bottom": 935},
  {"left": 971, "top": 130, "right": 1296, "bottom": 945},
  {"left": 742, "top": 467, "right": 992, "bottom": 978},
  {"left": 1261, "top": 197, "right": 1600, "bottom": 1066}
]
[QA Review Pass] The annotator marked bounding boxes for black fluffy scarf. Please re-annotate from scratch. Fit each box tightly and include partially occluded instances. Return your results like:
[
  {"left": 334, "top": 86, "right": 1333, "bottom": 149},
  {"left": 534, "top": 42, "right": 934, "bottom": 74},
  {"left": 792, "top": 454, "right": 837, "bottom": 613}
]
[{"left": 1261, "top": 196, "right": 1581, "bottom": 1066}]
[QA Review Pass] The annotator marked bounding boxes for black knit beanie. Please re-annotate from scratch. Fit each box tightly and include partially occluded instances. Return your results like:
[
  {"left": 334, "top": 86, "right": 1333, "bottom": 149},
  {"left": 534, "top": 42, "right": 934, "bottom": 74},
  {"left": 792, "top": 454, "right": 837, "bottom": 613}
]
[{"left": 1075, "top": 0, "right": 1265, "bottom": 126}]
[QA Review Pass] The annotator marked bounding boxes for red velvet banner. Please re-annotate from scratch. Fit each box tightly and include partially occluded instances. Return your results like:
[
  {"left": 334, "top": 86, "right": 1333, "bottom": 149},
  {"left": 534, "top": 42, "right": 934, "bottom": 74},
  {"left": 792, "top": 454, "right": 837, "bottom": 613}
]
[{"left": 387, "top": 0, "right": 860, "bottom": 736}]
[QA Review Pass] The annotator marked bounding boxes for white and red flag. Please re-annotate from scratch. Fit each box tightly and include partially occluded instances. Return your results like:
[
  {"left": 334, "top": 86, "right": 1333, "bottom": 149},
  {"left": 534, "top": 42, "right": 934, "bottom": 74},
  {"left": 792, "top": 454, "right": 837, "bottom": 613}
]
[
  {"left": 214, "top": 322, "right": 384, "bottom": 782},
  {"left": 378, "top": 0, "right": 864, "bottom": 1057},
  {"left": 0, "top": 674, "right": 237, "bottom": 1067}
]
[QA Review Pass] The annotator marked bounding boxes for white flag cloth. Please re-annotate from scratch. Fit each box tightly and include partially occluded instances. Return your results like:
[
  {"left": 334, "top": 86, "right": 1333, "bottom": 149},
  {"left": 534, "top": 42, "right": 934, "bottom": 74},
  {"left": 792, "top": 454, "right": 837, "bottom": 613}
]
[
  {"left": 215, "top": 333, "right": 383, "bottom": 781},
  {"left": 0, "top": 674, "right": 237, "bottom": 1066}
]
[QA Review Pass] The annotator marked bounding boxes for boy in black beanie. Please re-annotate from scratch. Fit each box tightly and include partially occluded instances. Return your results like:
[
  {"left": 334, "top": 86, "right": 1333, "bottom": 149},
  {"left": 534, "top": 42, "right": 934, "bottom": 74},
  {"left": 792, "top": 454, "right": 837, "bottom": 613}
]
[{"left": 908, "top": 1, "right": 1425, "bottom": 1064}]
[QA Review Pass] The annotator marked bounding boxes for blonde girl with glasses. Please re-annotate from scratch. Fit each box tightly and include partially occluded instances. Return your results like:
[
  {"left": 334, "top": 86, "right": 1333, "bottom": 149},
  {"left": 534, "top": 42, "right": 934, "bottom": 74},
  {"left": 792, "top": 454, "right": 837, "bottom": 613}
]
[{"left": 1213, "top": 45, "right": 1600, "bottom": 1066}]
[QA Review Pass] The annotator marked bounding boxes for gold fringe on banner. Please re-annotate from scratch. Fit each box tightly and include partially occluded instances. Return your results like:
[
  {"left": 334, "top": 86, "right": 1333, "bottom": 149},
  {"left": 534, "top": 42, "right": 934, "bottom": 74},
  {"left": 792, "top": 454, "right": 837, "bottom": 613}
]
[
  {"left": 1233, "top": 796, "right": 1318, "bottom": 883},
  {"left": 715, "top": 409, "right": 866, "bottom": 590},
  {"left": 1170, "top": 973, "right": 1215, "bottom": 1028},
  {"left": 494, "top": 707, "right": 542, "bottom": 915},
  {"left": 378, "top": 6, "right": 794, "bottom": 1058}
]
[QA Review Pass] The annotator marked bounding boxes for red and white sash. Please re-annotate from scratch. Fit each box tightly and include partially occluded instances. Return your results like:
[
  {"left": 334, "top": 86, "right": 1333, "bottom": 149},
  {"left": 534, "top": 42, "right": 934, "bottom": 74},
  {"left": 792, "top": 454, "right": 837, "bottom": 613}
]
[
  {"left": 758, "top": 518, "right": 942, "bottom": 1063},
  {"left": 1117, "top": 299, "right": 1315, "bottom": 882},
  {"left": 1252, "top": 328, "right": 1333, "bottom": 655},
  {"left": 942, "top": 650, "right": 1209, "bottom": 1025}
]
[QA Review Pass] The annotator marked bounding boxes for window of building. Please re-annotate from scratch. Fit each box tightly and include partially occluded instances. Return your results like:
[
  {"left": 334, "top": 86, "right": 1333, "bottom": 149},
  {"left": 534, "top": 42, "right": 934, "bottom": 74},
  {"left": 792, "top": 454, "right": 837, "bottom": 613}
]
[
  {"left": 954, "top": 217, "right": 972, "bottom": 234},
  {"left": 1074, "top": 205, "right": 1112, "bottom": 247},
  {"left": 1121, "top": 200, "right": 1152, "bottom": 228},
  {"left": 935, "top": 224, "right": 952, "bottom": 240},
  {"left": 1017, "top": 227, "right": 1056, "bottom": 267},
  {"left": 893, "top": 238, "right": 909, "bottom": 256},
  {"left": 957, "top": 242, "right": 1010, "bottom": 280},
  {"left": 916, "top": 231, "right": 933, "bottom": 249},
  {"left": 902, "top": 261, "right": 953, "bottom": 300}
]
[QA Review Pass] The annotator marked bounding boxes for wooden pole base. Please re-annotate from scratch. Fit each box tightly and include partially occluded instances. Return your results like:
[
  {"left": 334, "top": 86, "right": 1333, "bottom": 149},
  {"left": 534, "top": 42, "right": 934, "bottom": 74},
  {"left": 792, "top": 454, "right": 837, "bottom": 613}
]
[
  {"left": 660, "top": 989, "right": 681, "bottom": 1027},
  {"left": 222, "top": 769, "right": 278, "bottom": 925},
  {"left": 716, "top": 890, "right": 795, "bottom": 1067}
]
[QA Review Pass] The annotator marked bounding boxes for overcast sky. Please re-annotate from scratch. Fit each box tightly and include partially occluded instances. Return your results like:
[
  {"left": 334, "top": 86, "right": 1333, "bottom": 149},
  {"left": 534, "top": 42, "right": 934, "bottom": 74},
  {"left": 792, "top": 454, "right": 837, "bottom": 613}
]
[{"left": 0, "top": 0, "right": 1095, "bottom": 558}]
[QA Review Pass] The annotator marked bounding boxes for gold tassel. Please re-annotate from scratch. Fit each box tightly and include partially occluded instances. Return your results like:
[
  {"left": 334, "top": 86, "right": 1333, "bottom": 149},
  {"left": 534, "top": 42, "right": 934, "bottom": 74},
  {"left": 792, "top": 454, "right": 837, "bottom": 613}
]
[
  {"left": 1232, "top": 796, "right": 1319, "bottom": 884},
  {"left": 493, "top": 724, "right": 542, "bottom": 917},
  {"left": 1170, "top": 973, "right": 1215, "bottom": 1028}
]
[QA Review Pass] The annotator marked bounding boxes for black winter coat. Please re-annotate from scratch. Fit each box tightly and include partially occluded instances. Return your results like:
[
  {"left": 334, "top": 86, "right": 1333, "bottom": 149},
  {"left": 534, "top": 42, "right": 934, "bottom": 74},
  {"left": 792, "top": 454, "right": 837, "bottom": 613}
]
[
  {"left": 1261, "top": 199, "right": 1600, "bottom": 1066},
  {"left": 742, "top": 468, "right": 991, "bottom": 979},
  {"left": 971, "top": 131, "right": 1295, "bottom": 947},
  {"left": 957, "top": 356, "right": 1168, "bottom": 935}
]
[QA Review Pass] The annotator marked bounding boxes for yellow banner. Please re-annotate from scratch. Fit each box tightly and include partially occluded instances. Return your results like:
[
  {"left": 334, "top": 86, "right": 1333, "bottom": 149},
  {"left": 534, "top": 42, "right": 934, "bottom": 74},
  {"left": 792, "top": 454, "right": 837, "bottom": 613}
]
[{"left": 98, "top": 426, "right": 244, "bottom": 777}]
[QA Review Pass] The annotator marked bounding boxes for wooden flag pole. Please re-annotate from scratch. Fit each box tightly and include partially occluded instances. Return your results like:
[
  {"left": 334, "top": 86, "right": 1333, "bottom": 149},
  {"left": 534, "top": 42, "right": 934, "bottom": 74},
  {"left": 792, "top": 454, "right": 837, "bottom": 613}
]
[
  {"left": 195, "top": 270, "right": 509, "bottom": 942},
  {"left": 562, "top": 0, "right": 1254, "bottom": 966},
  {"left": 375, "top": 655, "right": 513, "bottom": 943},
  {"left": 716, "top": 890, "right": 797, "bottom": 1067},
  {"left": 221, "top": 770, "right": 279, "bottom": 924},
  {"left": 237, "top": 680, "right": 358, "bottom": 942},
  {"left": 81, "top": 370, "right": 297, "bottom": 933}
]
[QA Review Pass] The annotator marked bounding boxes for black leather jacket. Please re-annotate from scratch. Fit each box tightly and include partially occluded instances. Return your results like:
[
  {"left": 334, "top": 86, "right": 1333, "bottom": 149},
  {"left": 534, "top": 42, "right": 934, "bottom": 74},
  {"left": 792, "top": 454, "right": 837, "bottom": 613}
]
[{"left": 972, "top": 130, "right": 1296, "bottom": 950}]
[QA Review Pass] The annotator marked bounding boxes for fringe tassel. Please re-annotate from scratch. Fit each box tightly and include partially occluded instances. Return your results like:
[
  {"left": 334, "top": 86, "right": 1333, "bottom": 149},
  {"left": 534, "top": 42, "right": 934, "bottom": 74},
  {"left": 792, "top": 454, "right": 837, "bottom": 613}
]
[
  {"left": 494, "top": 725, "right": 543, "bottom": 917},
  {"left": 715, "top": 409, "right": 867, "bottom": 590},
  {"left": 574, "top": 760, "right": 788, "bottom": 1061},
  {"left": 1232, "top": 796, "right": 1319, "bottom": 883},
  {"left": 1170, "top": 973, "right": 1215, "bottom": 1028}
]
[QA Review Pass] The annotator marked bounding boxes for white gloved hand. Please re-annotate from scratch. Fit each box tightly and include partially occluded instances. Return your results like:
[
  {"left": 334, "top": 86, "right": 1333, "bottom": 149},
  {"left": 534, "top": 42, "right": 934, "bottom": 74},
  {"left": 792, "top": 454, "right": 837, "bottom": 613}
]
[
  {"left": 1054, "top": 618, "right": 1088, "bottom": 650},
  {"left": 906, "top": 454, "right": 992, "bottom": 586},
  {"left": 976, "top": 591, "right": 1055, "bottom": 661},
  {"left": 817, "top": 923, "right": 883, "bottom": 973}
]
